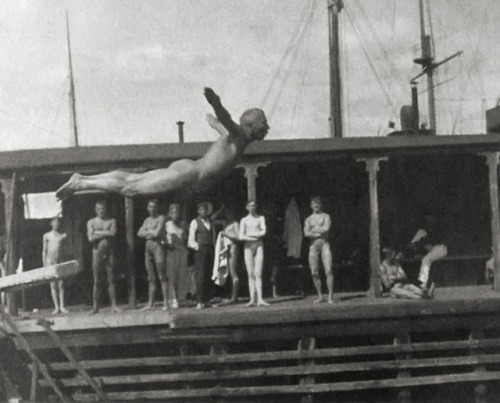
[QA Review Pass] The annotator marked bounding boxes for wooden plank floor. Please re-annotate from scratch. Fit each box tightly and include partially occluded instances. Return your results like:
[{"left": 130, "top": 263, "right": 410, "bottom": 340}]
[{"left": 3, "top": 285, "right": 500, "bottom": 335}]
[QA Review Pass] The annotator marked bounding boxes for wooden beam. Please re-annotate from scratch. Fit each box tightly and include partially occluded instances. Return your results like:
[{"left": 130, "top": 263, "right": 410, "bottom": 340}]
[
  {"left": 125, "top": 198, "right": 136, "bottom": 309},
  {"left": 0, "top": 261, "right": 80, "bottom": 293},
  {"left": 357, "top": 158, "right": 387, "bottom": 297},
  {"left": 483, "top": 152, "right": 500, "bottom": 291},
  {"left": 29, "top": 360, "right": 39, "bottom": 403},
  {"left": 45, "top": 338, "right": 500, "bottom": 372},
  {"left": 70, "top": 370, "right": 500, "bottom": 400},
  {"left": 37, "top": 319, "right": 108, "bottom": 403},
  {"left": 40, "top": 353, "right": 500, "bottom": 389},
  {"left": 298, "top": 337, "right": 316, "bottom": 403}
]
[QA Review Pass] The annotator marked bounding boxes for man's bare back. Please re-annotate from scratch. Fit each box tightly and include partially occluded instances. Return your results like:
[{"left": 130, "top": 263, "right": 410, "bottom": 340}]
[{"left": 56, "top": 88, "right": 269, "bottom": 198}]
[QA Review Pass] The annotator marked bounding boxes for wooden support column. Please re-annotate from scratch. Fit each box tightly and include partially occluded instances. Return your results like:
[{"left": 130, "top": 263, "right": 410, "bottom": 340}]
[
  {"left": 469, "top": 329, "right": 488, "bottom": 403},
  {"left": 357, "top": 158, "right": 387, "bottom": 297},
  {"left": 210, "top": 341, "right": 228, "bottom": 403},
  {"left": 125, "top": 197, "right": 136, "bottom": 309},
  {"left": 29, "top": 360, "right": 39, "bottom": 403},
  {"left": 483, "top": 152, "right": 500, "bottom": 291},
  {"left": 394, "top": 332, "right": 412, "bottom": 403},
  {"left": 1, "top": 174, "right": 19, "bottom": 315},
  {"left": 298, "top": 337, "right": 316, "bottom": 403},
  {"left": 238, "top": 162, "right": 270, "bottom": 202}
]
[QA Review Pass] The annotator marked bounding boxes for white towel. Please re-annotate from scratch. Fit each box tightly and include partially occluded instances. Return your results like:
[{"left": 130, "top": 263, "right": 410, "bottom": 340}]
[{"left": 212, "top": 232, "right": 229, "bottom": 286}]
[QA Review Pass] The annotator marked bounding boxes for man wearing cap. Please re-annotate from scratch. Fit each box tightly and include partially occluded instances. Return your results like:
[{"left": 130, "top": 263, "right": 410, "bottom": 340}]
[{"left": 188, "top": 202, "right": 216, "bottom": 309}]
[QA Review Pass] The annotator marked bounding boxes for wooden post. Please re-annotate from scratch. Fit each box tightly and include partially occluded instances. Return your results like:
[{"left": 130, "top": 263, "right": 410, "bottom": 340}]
[
  {"left": 358, "top": 158, "right": 387, "bottom": 297},
  {"left": 484, "top": 152, "right": 500, "bottom": 291},
  {"left": 237, "top": 162, "right": 270, "bottom": 202},
  {"left": 469, "top": 329, "right": 488, "bottom": 403},
  {"left": 394, "top": 332, "right": 412, "bottom": 403},
  {"left": 125, "top": 197, "right": 136, "bottom": 309},
  {"left": 2, "top": 174, "right": 19, "bottom": 315},
  {"left": 298, "top": 337, "right": 316, "bottom": 403},
  {"left": 29, "top": 360, "right": 39, "bottom": 403}
]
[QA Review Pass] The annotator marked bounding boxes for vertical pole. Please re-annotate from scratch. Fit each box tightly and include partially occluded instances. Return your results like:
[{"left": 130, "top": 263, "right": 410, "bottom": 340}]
[
  {"left": 484, "top": 153, "right": 500, "bottom": 291},
  {"left": 469, "top": 328, "right": 488, "bottom": 403},
  {"left": 177, "top": 121, "right": 185, "bottom": 144},
  {"left": 358, "top": 158, "right": 386, "bottom": 297},
  {"left": 394, "top": 332, "right": 412, "bottom": 403},
  {"left": 29, "top": 360, "right": 39, "bottom": 403},
  {"left": 3, "top": 174, "right": 19, "bottom": 316},
  {"left": 66, "top": 10, "right": 79, "bottom": 147},
  {"left": 125, "top": 198, "right": 136, "bottom": 308},
  {"left": 327, "top": 0, "right": 343, "bottom": 138},
  {"left": 298, "top": 337, "right": 316, "bottom": 403}
]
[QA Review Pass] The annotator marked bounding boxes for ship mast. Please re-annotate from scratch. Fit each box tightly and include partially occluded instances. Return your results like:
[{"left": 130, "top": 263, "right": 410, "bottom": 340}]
[
  {"left": 66, "top": 10, "right": 79, "bottom": 147},
  {"left": 327, "top": 0, "right": 343, "bottom": 138},
  {"left": 412, "top": 0, "right": 462, "bottom": 133}
]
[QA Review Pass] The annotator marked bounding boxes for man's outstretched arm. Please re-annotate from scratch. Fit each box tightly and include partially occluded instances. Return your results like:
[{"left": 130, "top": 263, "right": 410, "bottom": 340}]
[{"left": 204, "top": 87, "right": 240, "bottom": 134}]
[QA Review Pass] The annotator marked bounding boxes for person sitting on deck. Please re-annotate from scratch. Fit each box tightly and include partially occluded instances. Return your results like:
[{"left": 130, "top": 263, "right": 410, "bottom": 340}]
[
  {"left": 42, "top": 216, "right": 68, "bottom": 315},
  {"left": 407, "top": 212, "right": 447, "bottom": 294},
  {"left": 380, "top": 248, "right": 433, "bottom": 299},
  {"left": 56, "top": 87, "right": 269, "bottom": 199}
]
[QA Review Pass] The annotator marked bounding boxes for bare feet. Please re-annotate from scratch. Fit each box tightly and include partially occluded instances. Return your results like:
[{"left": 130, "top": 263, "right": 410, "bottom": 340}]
[
  {"left": 140, "top": 303, "right": 154, "bottom": 311},
  {"left": 195, "top": 303, "right": 205, "bottom": 310},
  {"left": 111, "top": 305, "right": 123, "bottom": 313},
  {"left": 51, "top": 308, "right": 60, "bottom": 315},
  {"left": 257, "top": 300, "right": 270, "bottom": 307},
  {"left": 245, "top": 300, "right": 256, "bottom": 307},
  {"left": 89, "top": 307, "right": 99, "bottom": 315},
  {"left": 327, "top": 297, "right": 335, "bottom": 304},
  {"left": 313, "top": 296, "right": 325, "bottom": 304},
  {"left": 60, "top": 307, "right": 69, "bottom": 314},
  {"left": 56, "top": 173, "right": 82, "bottom": 199}
]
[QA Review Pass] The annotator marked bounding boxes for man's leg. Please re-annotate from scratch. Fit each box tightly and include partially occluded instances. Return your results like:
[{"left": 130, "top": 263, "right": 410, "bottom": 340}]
[
  {"left": 50, "top": 281, "right": 60, "bottom": 314},
  {"left": 59, "top": 280, "right": 68, "bottom": 314},
  {"left": 418, "top": 245, "right": 447, "bottom": 288},
  {"left": 202, "top": 247, "right": 214, "bottom": 305},
  {"left": 309, "top": 245, "right": 323, "bottom": 303},
  {"left": 244, "top": 245, "right": 256, "bottom": 306},
  {"left": 154, "top": 245, "right": 168, "bottom": 311},
  {"left": 321, "top": 242, "right": 334, "bottom": 303},
  {"left": 194, "top": 248, "right": 206, "bottom": 308},
  {"left": 254, "top": 244, "right": 269, "bottom": 306},
  {"left": 228, "top": 244, "right": 240, "bottom": 303},
  {"left": 142, "top": 244, "right": 156, "bottom": 310},
  {"left": 166, "top": 249, "right": 178, "bottom": 307},
  {"left": 106, "top": 254, "right": 122, "bottom": 313},
  {"left": 389, "top": 285, "right": 420, "bottom": 300},
  {"left": 404, "top": 284, "right": 424, "bottom": 297},
  {"left": 90, "top": 251, "right": 100, "bottom": 314}
]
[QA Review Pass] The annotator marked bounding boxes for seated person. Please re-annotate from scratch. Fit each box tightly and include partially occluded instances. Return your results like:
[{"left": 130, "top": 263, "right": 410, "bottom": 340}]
[
  {"left": 380, "top": 247, "right": 434, "bottom": 300},
  {"left": 406, "top": 212, "right": 447, "bottom": 293}
]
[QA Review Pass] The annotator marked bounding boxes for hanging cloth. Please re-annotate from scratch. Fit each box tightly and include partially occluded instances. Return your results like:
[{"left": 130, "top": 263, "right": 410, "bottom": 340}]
[{"left": 212, "top": 232, "right": 229, "bottom": 287}]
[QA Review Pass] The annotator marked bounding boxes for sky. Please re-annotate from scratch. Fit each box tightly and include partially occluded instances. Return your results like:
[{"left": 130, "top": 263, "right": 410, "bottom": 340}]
[{"left": 0, "top": 0, "right": 499, "bottom": 151}]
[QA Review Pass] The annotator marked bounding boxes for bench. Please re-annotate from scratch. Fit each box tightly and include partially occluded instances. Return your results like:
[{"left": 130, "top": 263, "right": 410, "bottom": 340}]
[{"left": 401, "top": 255, "right": 490, "bottom": 287}]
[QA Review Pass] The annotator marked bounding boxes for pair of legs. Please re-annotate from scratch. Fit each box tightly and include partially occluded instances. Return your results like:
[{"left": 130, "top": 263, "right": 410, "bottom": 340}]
[
  {"left": 194, "top": 245, "right": 215, "bottom": 308},
  {"left": 143, "top": 241, "right": 168, "bottom": 311},
  {"left": 389, "top": 283, "right": 424, "bottom": 300},
  {"left": 226, "top": 243, "right": 240, "bottom": 303},
  {"left": 166, "top": 247, "right": 188, "bottom": 309},
  {"left": 50, "top": 280, "right": 68, "bottom": 314},
  {"left": 418, "top": 244, "right": 447, "bottom": 288},
  {"left": 90, "top": 249, "right": 121, "bottom": 314},
  {"left": 309, "top": 239, "right": 334, "bottom": 304},
  {"left": 244, "top": 240, "right": 269, "bottom": 307}
]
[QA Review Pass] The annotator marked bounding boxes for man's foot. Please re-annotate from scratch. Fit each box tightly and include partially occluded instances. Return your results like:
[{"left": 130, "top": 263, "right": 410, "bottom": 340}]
[
  {"left": 313, "top": 296, "right": 325, "bottom": 304},
  {"left": 428, "top": 282, "right": 436, "bottom": 299},
  {"left": 162, "top": 304, "right": 170, "bottom": 312},
  {"left": 51, "top": 308, "right": 60, "bottom": 315},
  {"left": 56, "top": 173, "right": 82, "bottom": 199},
  {"left": 111, "top": 305, "right": 123, "bottom": 313},
  {"left": 89, "top": 307, "right": 99, "bottom": 315},
  {"left": 60, "top": 307, "right": 69, "bottom": 314},
  {"left": 327, "top": 297, "right": 335, "bottom": 304},
  {"left": 195, "top": 303, "right": 205, "bottom": 310},
  {"left": 257, "top": 300, "right": 270, "bottom": 307},
  {"left": 245, "top": 300, "right": 256, "bottom": 307},
  {"left": 171, "top": 299, "right": 179, "bottom": 309},
  {"left": 140, "top": 304, "right": 154, "bottom": 311}
]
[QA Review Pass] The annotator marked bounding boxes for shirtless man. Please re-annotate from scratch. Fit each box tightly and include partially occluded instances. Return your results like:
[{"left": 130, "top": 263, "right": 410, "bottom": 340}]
[
  {"left": 304, "top": 196, "right": 334, "bottom": 304},
  {"left": 137, "top": 199, "right": 167, "bottom": 311},
  {"left": 56, "top": 87, "right": 269, "bottom": 198},
  {"left": 87, "top": 200, "right": 121, "bottom": 314},
  {"left": 43, "top": 217, "right": 68, "bottom": 314},
  {"left": 239, "top": 200, "right": 269, "bottom": 307}
]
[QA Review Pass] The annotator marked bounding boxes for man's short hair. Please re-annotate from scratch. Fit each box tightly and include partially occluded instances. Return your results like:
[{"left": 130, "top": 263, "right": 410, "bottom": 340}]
[
  {"left": 310, "top": 196, "right": 323, "bottom": 205},
  {"left": 148, "top": 199, "right": 159, "bottom": 206},
  {"left": 239, "top": 108, "right": 265, "bottom": 127},
  {"left": 95, "top": 200, "right": 106, "bottom": 207}
]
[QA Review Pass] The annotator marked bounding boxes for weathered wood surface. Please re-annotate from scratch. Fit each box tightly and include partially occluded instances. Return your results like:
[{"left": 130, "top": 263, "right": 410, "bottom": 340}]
[
  {"left": 69, "top": 371, "right": 500, "bottom": 400},
  {"left": 0, "top": 261, "right": 80, "bottom": 292},
  {"left": 41, "top": 337, "right": 500, "bottom": 372}
]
